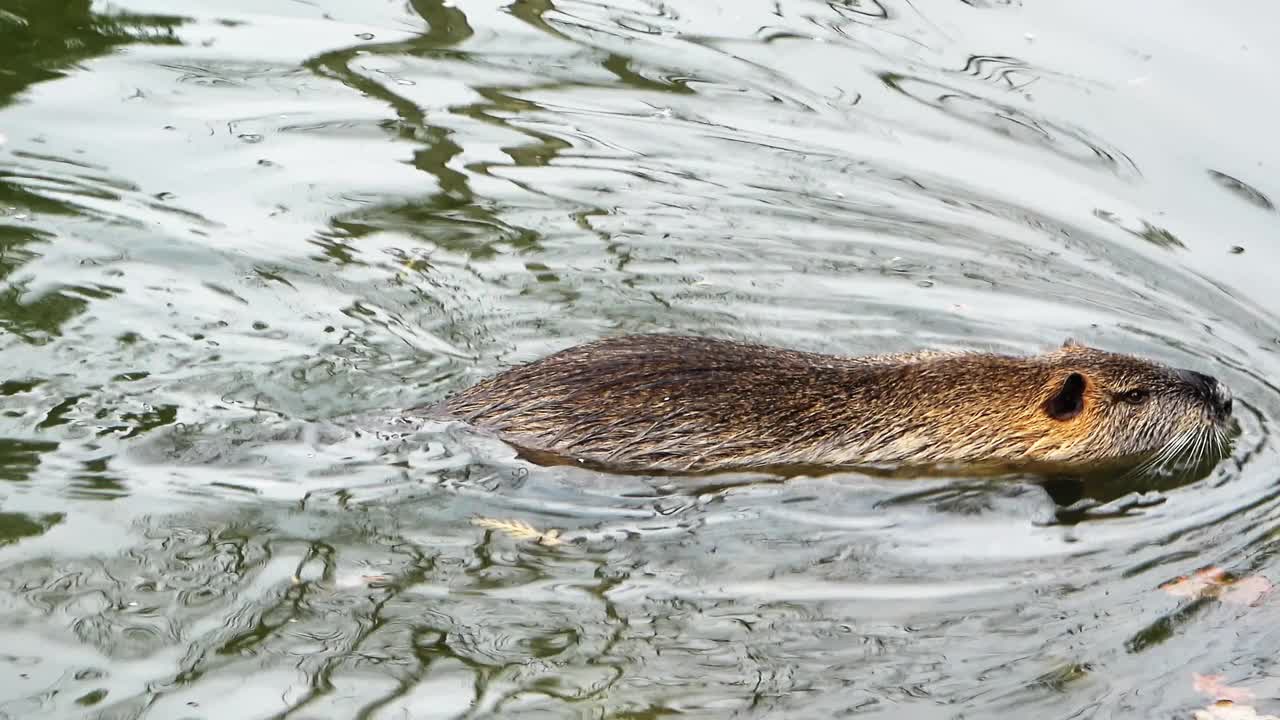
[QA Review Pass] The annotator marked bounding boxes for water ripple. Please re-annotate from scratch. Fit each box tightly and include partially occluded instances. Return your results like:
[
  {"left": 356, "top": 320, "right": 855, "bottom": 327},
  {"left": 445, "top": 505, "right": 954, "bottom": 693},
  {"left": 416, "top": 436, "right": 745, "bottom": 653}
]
[{"left": 0, "top": 0, "right": 1279, "bottom": 717}]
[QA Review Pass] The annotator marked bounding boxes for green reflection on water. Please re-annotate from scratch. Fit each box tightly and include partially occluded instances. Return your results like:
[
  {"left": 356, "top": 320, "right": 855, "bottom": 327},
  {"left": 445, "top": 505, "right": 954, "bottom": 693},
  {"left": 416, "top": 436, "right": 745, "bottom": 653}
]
[
  {"left": 0, "top": 437, "right": 57, "bottom": 481},
  {"left": 0, "top": 3, "right": 185, "bottom": 340},
  {"left": 0, "top": 0, "right": 185, "bottom": 108},
  {"left": 0, "top": 510, "right": 62, "bottom": 544}
]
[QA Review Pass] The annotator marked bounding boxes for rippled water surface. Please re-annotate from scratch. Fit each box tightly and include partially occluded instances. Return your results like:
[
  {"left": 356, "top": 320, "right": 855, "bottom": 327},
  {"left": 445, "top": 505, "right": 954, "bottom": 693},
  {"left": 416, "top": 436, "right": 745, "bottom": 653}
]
[{"left": 3, "top": 0, "right": 1280, "bottom": 717}]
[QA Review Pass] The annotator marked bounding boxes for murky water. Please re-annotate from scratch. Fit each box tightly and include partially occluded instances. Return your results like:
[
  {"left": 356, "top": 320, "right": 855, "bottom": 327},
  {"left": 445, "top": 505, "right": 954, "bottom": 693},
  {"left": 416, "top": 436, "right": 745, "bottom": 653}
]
[{"left": 2, "top": 0, "right": 1280, "bottom": 717}]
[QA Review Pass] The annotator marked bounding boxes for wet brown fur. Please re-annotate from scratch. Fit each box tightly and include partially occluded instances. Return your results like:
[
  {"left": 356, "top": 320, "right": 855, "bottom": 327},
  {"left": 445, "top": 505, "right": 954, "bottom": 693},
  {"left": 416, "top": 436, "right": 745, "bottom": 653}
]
[{"left": 441, "top": 334, "right": 1233, "bottom": 474}]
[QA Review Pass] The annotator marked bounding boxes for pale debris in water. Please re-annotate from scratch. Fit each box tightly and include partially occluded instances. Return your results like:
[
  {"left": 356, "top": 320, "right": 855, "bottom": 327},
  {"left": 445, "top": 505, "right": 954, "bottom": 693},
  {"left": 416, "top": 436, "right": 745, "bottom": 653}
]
[
  {"left": 1162, "top": 567, "right": 1230, "bottom": 597},
  {"left": 472, "top": 516, "right": 562, "bottom": 546},
  {"left": 1160, "top": 567, "right": 1273, "bottom": 606},
  {"left": 1194, "top": 674, "right": 1256, "bottom": 703},
  {"left": 291, "top": 572, "right": 393, "bottom": 588},
  {"left": 334, "top": 573, "right": 393, "bottom": 589},
  {"left": 1194, "top": 700, "right": 1280, "bottom": 720},
  {"left": 1221, "top": 575, "right": 1273, "bottom": 605}
]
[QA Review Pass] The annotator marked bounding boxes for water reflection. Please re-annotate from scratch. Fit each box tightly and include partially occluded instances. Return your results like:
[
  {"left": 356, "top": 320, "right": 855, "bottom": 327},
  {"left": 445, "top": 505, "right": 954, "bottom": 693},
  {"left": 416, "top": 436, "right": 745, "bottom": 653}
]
[
  {"left": 0, "top": 0, "right": 184, "bottom": 109},
  {"left": 0, "top": 0, "right": 1278, "bottom": 717},
  {"left": 0, "top": 511, "right": 61, "bottom": 546}
]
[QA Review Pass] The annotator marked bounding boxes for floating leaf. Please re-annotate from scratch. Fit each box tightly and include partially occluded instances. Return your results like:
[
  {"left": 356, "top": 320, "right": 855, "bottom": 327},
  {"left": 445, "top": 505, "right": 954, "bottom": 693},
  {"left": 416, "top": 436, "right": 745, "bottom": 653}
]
[
  {"left": 1161, "top": 567, "right": 1228, "bottom": 598},
  {"left": 1159, "top": 567, "right": 1271, "bottom": 606},
  {"left": 334, "top": 573, "right": 393, "bottom": 589},
  {"left": 1220, "top": 576, "right": 1273, "bottom": 606},
  {"left": 1193, "top": 700, "right": 1280, "bottom": 720},
  {"left": 1194, "top": 674, "right": 1256, "bottom": 703},
  {"left": 472, "top": 516, "right": 562, "bottom": 546}
]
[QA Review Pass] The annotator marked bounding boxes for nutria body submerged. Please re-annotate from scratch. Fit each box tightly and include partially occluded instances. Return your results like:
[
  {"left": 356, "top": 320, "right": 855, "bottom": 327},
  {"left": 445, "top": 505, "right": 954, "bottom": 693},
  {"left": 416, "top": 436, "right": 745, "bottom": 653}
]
[{"left": 442, "top": 334, "right": 1234, "bottom": 474}]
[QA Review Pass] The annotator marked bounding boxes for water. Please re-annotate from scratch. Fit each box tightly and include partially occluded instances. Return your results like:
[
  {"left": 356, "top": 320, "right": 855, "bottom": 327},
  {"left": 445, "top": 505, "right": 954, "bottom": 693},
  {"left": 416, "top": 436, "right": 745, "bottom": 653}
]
[{"left": 1, "top": 0, "right": 1279, "bottom": 717}]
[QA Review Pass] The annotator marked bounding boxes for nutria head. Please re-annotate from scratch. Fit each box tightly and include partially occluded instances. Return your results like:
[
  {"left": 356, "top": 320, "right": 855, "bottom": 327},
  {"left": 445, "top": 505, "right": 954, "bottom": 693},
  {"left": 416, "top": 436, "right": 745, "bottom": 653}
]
[{"left": 1022, "top": 340, "right": 1234, "bottom": 471}]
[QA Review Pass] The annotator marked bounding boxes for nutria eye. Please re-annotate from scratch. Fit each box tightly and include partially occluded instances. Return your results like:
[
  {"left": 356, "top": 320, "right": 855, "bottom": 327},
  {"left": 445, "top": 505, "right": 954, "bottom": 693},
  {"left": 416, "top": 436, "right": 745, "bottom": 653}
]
[{"left": 1120, "top": 388, "right": 1149, "bottom": 405}]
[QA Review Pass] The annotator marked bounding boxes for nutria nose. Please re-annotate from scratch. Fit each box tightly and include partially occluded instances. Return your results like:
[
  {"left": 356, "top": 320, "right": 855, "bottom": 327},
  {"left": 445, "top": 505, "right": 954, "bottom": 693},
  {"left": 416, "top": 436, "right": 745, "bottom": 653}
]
[
  {"left": 1179, "top": 369, "right": 1233, "bottom": 419},
  {"left": 1216, "top": 383, "right": 1233, "bottom": 417}
]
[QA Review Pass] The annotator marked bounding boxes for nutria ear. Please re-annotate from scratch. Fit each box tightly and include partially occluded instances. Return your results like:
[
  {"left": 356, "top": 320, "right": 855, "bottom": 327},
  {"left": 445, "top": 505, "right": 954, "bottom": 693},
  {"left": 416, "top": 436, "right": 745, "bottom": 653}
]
[
  {"left": 1061, "top": 337, "right": 1081, "bottom": 349},
  {"left": 1045, "top": 372, "right": 1086, "bottom": 421}
]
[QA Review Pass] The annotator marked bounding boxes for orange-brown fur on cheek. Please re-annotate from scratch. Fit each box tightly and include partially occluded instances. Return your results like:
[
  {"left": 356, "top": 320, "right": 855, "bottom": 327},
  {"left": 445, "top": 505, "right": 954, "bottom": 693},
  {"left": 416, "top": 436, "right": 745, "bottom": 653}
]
[
  {"left": 1034, "top": 373, "right": 1107, "bottom": 460},
  {"left": 437, "top": 334, "right": 1230, "bottom": 474}
]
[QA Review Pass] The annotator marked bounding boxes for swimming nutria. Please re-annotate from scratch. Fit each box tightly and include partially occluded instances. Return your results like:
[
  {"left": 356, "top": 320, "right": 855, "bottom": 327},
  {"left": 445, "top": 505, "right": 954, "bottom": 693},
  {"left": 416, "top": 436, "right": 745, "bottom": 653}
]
[{"left": 441, "top": 334, "right": 1234, "bottom": 474}]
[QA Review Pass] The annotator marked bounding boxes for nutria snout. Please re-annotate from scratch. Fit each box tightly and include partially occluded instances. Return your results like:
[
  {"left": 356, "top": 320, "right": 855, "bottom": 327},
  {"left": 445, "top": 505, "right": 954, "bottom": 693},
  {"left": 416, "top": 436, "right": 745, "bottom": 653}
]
[
  {"left": 1177, "top": 369, "right": 1233, "bottom": 421},
  {"left": 441, "top": 334, "right": 1235, "bottom": 474}
]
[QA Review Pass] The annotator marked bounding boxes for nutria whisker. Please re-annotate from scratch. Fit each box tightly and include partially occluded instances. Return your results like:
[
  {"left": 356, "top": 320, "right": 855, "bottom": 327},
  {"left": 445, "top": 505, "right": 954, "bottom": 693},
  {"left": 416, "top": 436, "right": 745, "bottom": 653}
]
[
  {"left": 439, "top": 334, "right": 1236, "bottom": 476},
  {"left": 1124, "top": 428, "right": 1192, "bottom": 480},
  {"left": 1132, "top": 431, "right": 1181, "bottom": 478}
]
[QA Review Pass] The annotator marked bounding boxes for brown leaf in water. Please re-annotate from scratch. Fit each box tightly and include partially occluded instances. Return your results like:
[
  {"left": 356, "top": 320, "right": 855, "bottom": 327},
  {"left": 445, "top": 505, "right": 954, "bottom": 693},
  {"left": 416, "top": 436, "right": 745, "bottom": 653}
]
[
  {"left": 1160, "top": 568, "right": 1272, "bottom": 605},
  {"left": 1194, "top": 674, "right": 1256, "bottom": 703},
  {"left": 1161, "top": 567, "right": 1229, "bottom": 598},
  {"left": 1220, "top": 576, "right": 1273, "bottom": 606},
  {"left": 1193, "top": 700, "right": 1280, "bottom": 720}
]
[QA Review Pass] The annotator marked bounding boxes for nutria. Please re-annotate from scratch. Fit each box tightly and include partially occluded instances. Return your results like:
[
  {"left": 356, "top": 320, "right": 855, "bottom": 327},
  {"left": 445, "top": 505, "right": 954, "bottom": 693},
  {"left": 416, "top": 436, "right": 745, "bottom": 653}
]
[{"left": 441, "top": 334, "right": 1234, "bottom": 474}]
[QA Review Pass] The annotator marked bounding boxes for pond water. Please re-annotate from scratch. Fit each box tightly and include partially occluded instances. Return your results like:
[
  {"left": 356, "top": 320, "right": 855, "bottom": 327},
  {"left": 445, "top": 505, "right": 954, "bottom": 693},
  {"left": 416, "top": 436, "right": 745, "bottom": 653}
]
[{"left": 2, "top": 0, "right": 1280, "bottom": 717}]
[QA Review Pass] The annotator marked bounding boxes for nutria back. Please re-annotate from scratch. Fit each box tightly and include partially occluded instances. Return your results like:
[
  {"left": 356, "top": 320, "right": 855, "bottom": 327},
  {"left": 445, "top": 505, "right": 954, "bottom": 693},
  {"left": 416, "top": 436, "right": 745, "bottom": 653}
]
[{"left": 442, "top": 334, "right": 1234, "bottom": 474}]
